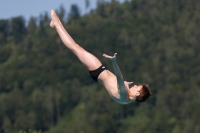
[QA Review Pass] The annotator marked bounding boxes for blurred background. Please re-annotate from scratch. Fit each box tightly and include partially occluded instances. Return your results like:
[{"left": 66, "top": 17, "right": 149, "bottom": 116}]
[{"left": 0, "top": 0, "right": 200, "bottom": 133}]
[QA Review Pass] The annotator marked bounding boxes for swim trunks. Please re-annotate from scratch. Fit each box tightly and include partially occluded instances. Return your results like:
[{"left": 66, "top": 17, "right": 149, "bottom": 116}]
[{"left": 89, "top": 63, "right": 108, "bottom": 82}]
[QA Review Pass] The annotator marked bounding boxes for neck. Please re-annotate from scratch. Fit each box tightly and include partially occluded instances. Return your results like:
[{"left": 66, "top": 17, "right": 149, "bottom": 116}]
[{"left": 127, "top": 90, "right": 135, "bottom": 100}]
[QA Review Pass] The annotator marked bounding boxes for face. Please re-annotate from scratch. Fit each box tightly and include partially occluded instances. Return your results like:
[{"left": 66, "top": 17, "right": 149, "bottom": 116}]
[{"left": 128, "top": 85, "right": 143, "bottom": 100}]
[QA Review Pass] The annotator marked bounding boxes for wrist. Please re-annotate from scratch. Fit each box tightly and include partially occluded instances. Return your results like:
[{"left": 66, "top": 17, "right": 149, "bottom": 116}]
[{"left": 110, "top": 57, "right": 116, "bottom": 62}]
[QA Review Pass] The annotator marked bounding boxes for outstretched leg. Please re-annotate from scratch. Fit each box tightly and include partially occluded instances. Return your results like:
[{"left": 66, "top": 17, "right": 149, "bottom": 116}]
[{"left": 50, "top": 10, "right": 102, "bottom": 70}]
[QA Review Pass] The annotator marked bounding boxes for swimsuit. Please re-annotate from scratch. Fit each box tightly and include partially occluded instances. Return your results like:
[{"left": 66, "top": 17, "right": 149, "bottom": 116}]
[{"left": 89, "top": 63, "right": 108, "bottom": 82}]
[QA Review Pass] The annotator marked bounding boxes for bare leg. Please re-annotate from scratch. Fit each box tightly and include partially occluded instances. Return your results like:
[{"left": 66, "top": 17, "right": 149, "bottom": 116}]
[{"left": 50, "top": 10, "right": 102, "bottom": 70}]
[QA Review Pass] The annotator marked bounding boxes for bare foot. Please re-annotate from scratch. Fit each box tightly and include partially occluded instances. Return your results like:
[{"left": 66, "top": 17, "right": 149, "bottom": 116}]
[{"left": 50, "top": 10, "right": 61, "bottom": 28}]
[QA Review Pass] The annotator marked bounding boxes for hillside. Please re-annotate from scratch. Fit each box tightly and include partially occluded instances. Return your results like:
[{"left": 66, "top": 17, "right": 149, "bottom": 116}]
[{"left": 0, "top": 0, "right": 200, "bottom": 133}]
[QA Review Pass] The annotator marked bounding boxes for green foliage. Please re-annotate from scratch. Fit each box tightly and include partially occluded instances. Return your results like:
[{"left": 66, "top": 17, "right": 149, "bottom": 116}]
[
  {"left": 0, "top": 0, "right": 200, "bottom": 132},
  {"left": 11, "top": 16, "right": 26, "bottom": 43},
  {"left": 16, "top": 130, "right": 42, "bottom": 133},
  {"left": 0, "top": 45, "right": 12, "bottom": 63},
  {"left": 68, "top": 4, "right": 81, "bottom": 23},
  {"left": 0, "top": 19, "right": 9, "bottom": 43}
]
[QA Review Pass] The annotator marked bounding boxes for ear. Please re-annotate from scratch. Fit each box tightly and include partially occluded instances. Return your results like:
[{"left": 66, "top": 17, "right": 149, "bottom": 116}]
[{"left": 135, "top": 92, "right": 140, "bottom": 96}]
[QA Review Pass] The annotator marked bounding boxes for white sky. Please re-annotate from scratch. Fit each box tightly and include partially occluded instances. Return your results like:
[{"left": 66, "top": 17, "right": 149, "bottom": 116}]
[{"left": 0, "top": 0, "right": 125, "bottom": 20}]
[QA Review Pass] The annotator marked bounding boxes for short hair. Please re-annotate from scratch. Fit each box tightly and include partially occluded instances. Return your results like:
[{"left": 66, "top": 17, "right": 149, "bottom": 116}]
[{"left": 135, "top": 85, "right": 152, "bottom": 102}]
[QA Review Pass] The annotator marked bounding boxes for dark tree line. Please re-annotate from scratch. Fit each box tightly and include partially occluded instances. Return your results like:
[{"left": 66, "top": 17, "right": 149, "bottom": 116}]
[{"left": 0, "top": 0, "right": 200, "bottom": 133}]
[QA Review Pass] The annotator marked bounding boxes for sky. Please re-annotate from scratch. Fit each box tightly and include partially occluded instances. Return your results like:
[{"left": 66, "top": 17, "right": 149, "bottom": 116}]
[{"left": 0, "top": 0, "right": 125, "bottom": 21}]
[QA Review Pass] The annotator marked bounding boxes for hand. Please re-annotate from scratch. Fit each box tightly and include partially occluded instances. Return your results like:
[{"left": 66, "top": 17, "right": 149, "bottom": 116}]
[
  {"left": 124, "top": 81, "right": 133, "bottom": 89},
  {"left": 103, "top": 53, "right": 117, "bottom": 60}
]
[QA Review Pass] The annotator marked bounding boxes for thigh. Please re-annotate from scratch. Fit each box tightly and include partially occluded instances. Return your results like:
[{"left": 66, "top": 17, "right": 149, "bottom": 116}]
[{"left": 73, "top": 44, "right": 102, "bottom": 71}]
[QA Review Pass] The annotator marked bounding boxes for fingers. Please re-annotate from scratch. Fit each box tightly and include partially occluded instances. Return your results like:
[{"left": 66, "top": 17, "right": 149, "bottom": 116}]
[
  {"left": 103, "top": 53, "right": 117, "bottom": 58},
  {"left": 124, "top": 81, "right": 129, "bottom": 89},
  {"left": 103, "top": 54, "right": 111, "bottom": 58},
  {"left": 125, "top": 82, "right": 133, "bottom": 85},
  {"left": 128, "top": 82, "right": 133, "bottom": 85},
  {"left": 103, "top": 54, "right": 113, "bottom": 58},
  {"left": 124, "top": 81, "right": 133, "bottom": 83}
]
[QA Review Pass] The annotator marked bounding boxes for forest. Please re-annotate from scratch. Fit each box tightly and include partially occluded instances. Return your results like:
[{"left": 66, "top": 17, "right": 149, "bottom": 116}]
[{"left": 0, "top": 0, "right": 200, "bottom": 133}]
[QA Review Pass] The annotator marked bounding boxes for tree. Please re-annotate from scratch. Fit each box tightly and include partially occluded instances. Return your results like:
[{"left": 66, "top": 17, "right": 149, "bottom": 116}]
[
  {"left": 27, "top": 17, "right": 37, "bottom": 34},
  {"left": 0, "top": 19, "right": 9, "bottom": 43},
  {"left": 85, "top": 0, "right": 90, "bottom": 13},
  {"left": 11, "top": 16, "right": 26, "bottom": 43},
  {"left": 68, "top": 4, "right": 81, "bottom": 22}
]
